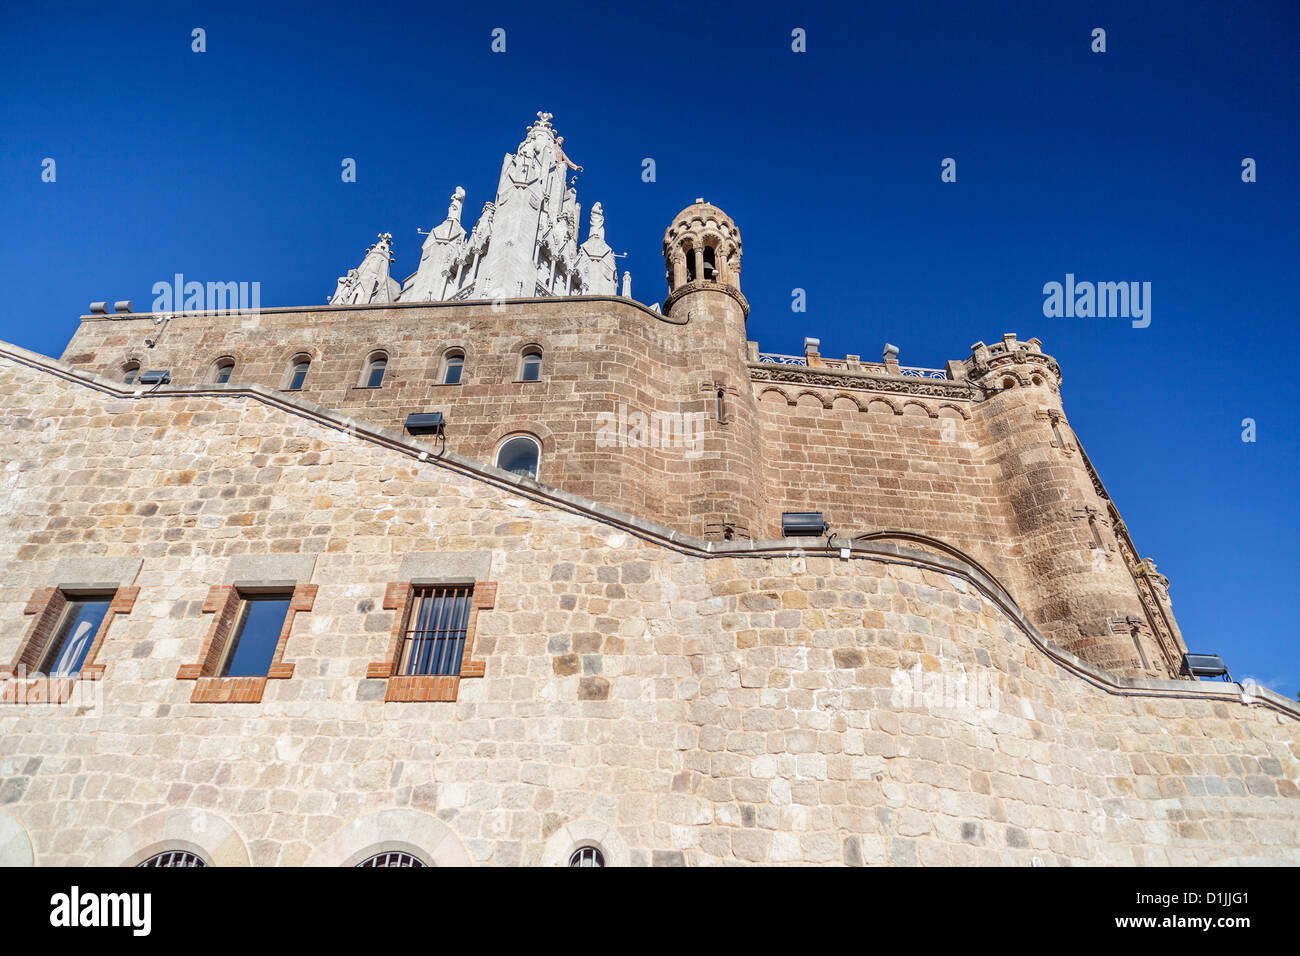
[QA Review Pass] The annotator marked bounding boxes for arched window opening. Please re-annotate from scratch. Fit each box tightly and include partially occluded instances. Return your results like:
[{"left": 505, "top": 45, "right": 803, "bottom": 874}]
[
  {"left": 496, "top": 435, "right": 540, "bottom": 480},
  {"left": 287, "top": 357, "right": 311, "bottom": 391},
  {"left": 365, "top": 353, "right": 388, "bottom": 387},
  {"left": 520, "top": 347, "right": 542, "bottom": 382},
  {"left": 442, "top": 351, "right": 464, "bottom": 385},
  {"left": 568, "top": 846, "right": 605, "bottom": 867},
  {"left": 356, "top": 851, "right": 426, "bottom": 868},
  {"left": 716, "top": 388, "right": 727, "bottom": 424},
  {"left": 123, "top": 363, "right": 140, "bottom": 385},
  {"left": 138, "top": 850, "right": 206, "bottom": 868},
  {"left": 214, "top": 359, "right": 235, "bottom": 384},
  {"left": 685, "top": 249, "right": 697, "bottom": 282},
  {"left": 1001, "top": 377, "right": 1015, "bottom": 390},
  {"left": 703, "top": 246, "right": 717, "bottom": 280}
]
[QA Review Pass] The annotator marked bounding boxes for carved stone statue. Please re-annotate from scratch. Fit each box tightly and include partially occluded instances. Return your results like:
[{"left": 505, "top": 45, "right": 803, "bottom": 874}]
[
  {"left": 446, "top": 187, "right": 466, "bottom": 224},
  {"left": 555, "top": 135, "right": 582, "bottom": 173},
  {"left": 588, "top": 202, "right": 605, "bottom": 242}
]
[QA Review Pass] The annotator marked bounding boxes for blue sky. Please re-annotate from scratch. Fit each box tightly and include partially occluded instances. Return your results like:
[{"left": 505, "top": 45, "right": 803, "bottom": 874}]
[{"left": 2, "top": 1, "right": 1296, "bottom": 695}]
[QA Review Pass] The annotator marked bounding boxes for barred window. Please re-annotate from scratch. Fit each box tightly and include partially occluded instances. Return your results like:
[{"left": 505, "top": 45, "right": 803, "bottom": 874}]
[
  {"left": 398, "top": 586, "right": 473, "bottom": 677},
  {"left": 138, "top": 850, "right": 206, "bottom": 867},
  {"left": 568, "top": 846, "right": 605, "bottom": 867},
  {"left": 357, "top": 852, "right": 426, "bottom": 867}
]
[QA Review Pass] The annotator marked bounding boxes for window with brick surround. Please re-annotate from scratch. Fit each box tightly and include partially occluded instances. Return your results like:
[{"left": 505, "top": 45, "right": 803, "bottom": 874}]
[
  {"left": 177, "top": 584, "right": 314, "bottom": 703},
  {"left": 41, "top": 596, "right": 111, "bottom": 676},
  {"left": 2, "top": 586, "right": 137, "bottom": 703},
  {"left": 368, "top": 581, "right": 495, "bottom": 702},
  {"left": 398, "top": 586, "right": 471, "bottom": 676},
  {"left": 222, "top": 594, "right": 292, "bottom": 676}
]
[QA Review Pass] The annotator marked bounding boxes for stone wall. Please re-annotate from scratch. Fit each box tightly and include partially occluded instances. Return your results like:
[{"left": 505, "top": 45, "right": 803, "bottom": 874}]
[
  {"left": 1, "top": 350, "right": 1296, "bottom": 866},
  {"left": 60, "top": 299, "right": 1186, "bottom": 677}
]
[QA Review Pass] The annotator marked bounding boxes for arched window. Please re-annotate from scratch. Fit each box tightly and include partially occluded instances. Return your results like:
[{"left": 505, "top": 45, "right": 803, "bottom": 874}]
[
  {"left": 123, "top": 363, "right": 140, "bottom": 385},
  {"left": 356, "top": 851, "right": 426, "bottom": 868},
  {"left": 519, "top": 347, "right": 542, "bottom": 382},
  {"left": 138, "top": 850, "right": 206, "bottom": 867},
  {"left": 442, "top": 350, "right": 464, "bottom": 385},
  {"left": 496, "top": 435, "right": 540, "bottom": 480},
  {"left": 213, "top": 359, "right": 235, "bottom": 384},
  {"left": 364, "top": 352, "right": 388, "bottom": 388},
  {"left": 569, "top": 846, "right": 605, "bottom": 867},
  {"left": 703, "top": 246, "right": 717, "bottom": 280},
  {"left": 716, "top": 388, "right": 727, "bottom": 424},
  {"left": 287, "top": 357, "right": 311, "bottom": 391}
]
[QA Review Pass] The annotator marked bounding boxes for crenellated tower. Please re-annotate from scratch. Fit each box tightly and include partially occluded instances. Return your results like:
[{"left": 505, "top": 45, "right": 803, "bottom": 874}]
[{"left": 963, "top": 334, "right": 1184, "bottom": 678}]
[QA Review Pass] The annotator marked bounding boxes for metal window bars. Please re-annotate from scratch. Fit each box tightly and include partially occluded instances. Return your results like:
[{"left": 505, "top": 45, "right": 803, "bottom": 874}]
[
  {"left": 138, "top": 850, "right": 206, "bottom": 867},
  {"left": 568, "top": 846, "right": 605, "bottom": 867},
  {"left": 357, "top": 852, "right": 426, "bottom": 867},
  {"left": 398, "top": 586, "right": 473, "bottom": 677}
]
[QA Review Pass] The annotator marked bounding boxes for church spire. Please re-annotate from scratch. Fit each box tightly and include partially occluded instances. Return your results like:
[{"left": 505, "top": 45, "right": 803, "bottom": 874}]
[
  {"left": 331, "top": 112, "right": 620, "bottom": 305},
  {"left": 329, "top": 233, "right": 400, "bottom": 305}
]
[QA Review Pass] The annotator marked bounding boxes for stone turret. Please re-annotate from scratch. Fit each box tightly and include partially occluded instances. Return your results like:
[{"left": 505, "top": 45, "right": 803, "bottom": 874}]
[
  {"left": 663, "top": 200, "right": 762, "bottom": 540},
  {"left": 662, "top": 199, "right": 745, "bottom": 316},
  {"left": 965, "top": 334, "right": 1181, "bottom": 678}
]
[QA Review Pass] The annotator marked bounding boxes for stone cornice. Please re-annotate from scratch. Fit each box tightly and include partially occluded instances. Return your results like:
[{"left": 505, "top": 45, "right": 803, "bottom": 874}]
[
  {"left": 748, "top": 362, "right": 982, "bottom": 401},
  {"left": 663, "top": 281, "right": 750, "bottom": 318},
  {"left": 1, "top": 339, "right": 1294, "bottom": 720}
]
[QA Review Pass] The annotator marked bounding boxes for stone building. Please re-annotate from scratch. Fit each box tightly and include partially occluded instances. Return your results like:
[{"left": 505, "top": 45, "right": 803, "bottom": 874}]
[{"left": 0, "top": 114, "right": 1296, "bottom": 867}]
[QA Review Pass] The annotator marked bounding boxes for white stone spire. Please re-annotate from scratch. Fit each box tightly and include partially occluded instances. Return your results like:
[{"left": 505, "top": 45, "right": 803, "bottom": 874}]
[
  {"left": 400, "top": 188, "right": 469, "bottom": 302},
  {"left": 381, "top": 112, "right": 617, "bottom": 303},
  {"left": 330, "top": 233, "right": 400, "bottom": 305}
]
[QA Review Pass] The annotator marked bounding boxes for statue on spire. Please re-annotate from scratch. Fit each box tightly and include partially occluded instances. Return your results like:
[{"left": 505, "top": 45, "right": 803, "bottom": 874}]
[
  {"left": 373, "top": 112, "right": 618, "bottom": 303},
  {"left": 446, "top": 186, "right": 466, "bottom": 224},
  {"left": 554, "top": 136, "right": 582, "bottom": 173}
]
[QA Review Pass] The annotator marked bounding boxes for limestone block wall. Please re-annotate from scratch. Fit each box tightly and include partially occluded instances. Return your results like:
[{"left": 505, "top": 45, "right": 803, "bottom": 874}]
[{"left": 0, "top": 349, "right": 1297, "bottom": 866}]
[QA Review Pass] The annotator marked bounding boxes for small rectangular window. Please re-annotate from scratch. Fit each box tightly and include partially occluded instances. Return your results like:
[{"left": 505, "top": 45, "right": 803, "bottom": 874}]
[
  {"left": 41, "top": 596, "right": 112, "bottom": 676},
  {"left": 398, "top": 586, "right": 473, "bottom": 676},
  {"left": 220, "top": 594, "right": 292, "bottom": 677}
]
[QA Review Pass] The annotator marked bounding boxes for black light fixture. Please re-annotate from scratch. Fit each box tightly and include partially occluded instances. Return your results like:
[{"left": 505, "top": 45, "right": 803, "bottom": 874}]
[
  {"left": 138, "top": 369, "right": 170, "bottom": 385},
  {"left": 1181, "top": 653, "right": 1232, "bottom": 682},
  {"left": 404, "top": 412, "right": 446, "bottom": 437},
  {"left": 782, "top": 512, "right": 828, "bottom": 537}
]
